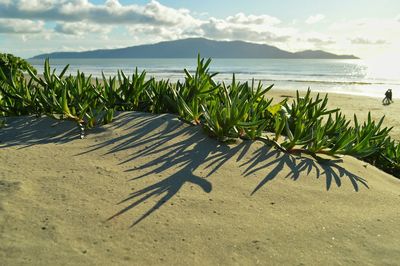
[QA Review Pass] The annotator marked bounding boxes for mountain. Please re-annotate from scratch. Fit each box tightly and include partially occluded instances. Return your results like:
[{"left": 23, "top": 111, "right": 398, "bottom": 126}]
[
  {"left": 31, "top": 38, "right": 358, "bottom": 59},
  {"left": 292, "top": 50, "right": 357, "bottom": 59}
]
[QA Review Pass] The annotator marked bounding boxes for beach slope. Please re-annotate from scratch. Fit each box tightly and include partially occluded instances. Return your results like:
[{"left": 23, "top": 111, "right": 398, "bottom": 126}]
[{"left": 0, "top": 111, "right": 399, "bottom": 265}]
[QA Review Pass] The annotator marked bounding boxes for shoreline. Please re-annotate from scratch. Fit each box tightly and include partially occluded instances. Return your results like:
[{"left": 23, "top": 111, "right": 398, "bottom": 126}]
[
  {"left": 31, "top": 73, "right": 399, "bottom": 99},
  {"left": 28, "top": 56, "right": 400, "bottom": 100}
]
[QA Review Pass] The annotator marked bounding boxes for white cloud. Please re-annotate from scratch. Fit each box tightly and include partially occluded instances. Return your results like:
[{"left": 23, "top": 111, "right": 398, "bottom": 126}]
[
  {"left": 299, "top": 32, "right": 335, "bottom": 44},
  {"left": 306, "top": 14, "right": 325, "bottom": 24},
  {"left": 127, "top": 24, "right": 187, "bottom": 41},
  {"left": 55, "top": 21, "right": 112, "bottom": 35},
  {"left": 226, "top": 13, "right": 281, "bottom": 26},
  {"left": 124, "top": 12, "right": 293, "bottom": 45},
  {"left": 350, "top": 37, "right": 387, "bottom": 45},
  {"left": 325, "top": 18, "right": 399, "bottom": 57},
  {"left": 0, "top": 1, "right": 396, "bottom": 59},
  {"left": 198, "top": 15, "right": 294, "bottom": 44},
  {"left": 142, "top": 0, "right": 198, "bottom": 26},
  {"left": 280, "top": 32, "right": 337, "bottom": 52},
  {"left": 17, "top": 0, "right": 57, "bottom": 12},
  {"left": 0, "top": 0, "right": 199, "bottom": 26},
  {"left": 307, "top": 37, "right": 335, "bottom": 45},
  {"left": 60, "top": 45, "right": 95, "bottom": 52},
  {"left": 0, "top": 18, "right": 45, "bottom": 33}
]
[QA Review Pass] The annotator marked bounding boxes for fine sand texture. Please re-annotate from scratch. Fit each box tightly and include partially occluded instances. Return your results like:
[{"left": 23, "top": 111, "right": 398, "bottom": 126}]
[{"left": 1, "top": 92, "right": 400, "bottom": 265}]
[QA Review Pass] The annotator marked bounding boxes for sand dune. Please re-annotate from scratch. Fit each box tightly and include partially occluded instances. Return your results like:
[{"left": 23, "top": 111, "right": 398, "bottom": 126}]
[{"left": 1, "top": 93, "right": 400, "bottom": 265}]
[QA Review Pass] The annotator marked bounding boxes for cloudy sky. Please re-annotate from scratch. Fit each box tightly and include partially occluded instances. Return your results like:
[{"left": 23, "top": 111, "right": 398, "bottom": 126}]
[{"left": 1, "top": 0, "right": 399, "bottom": 59}]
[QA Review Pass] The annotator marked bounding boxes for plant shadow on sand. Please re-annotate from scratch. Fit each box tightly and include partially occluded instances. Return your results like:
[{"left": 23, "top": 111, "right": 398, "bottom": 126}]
[
  {"left": 0, "top": 116, "right": 83, "bottom": 148},
  {"left": 0, "top": 113, "right": 369, "bottom": 226},
  {"left": 79, "top": 112, "right": 369, "bottom": 226}
]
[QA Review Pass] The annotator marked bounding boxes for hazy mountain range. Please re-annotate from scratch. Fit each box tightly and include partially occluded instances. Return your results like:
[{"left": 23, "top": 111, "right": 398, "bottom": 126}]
[{"left": 32, "top": 38, "right": 358, "bottom": 59}]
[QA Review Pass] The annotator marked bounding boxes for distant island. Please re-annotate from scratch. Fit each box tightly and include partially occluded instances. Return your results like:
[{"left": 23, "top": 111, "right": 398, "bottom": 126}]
[{"left": 31, "top": 38, "right": 358, "bottom": 59}]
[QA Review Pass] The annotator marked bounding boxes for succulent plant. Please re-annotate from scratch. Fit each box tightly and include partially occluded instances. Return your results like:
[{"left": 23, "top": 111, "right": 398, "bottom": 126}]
[{"left": 0, "top": 54, "right": 398, "bottom": 178}]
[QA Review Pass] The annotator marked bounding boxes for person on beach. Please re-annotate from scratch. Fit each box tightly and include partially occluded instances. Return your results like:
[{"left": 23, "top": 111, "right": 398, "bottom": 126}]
[{"left": 383, "top": 89, "right": 393, "bottom": 105}]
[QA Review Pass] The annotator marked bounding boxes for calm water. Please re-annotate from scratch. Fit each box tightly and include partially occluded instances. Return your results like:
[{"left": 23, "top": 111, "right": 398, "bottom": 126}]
[{"left": 28, "top": 58, "right": 400, "bottom": 98}]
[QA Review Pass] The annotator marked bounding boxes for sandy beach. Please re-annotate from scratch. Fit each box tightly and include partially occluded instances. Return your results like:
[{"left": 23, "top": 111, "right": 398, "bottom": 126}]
[
  {"left": 1, "top": 91, "right": 399, "bottom": 265},
  {"left": 271, "top": 90, "right": 400, "bottom": 139}
]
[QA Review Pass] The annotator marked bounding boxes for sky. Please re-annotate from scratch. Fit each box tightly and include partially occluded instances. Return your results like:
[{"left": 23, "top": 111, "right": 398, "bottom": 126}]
[{"left": 0, "top": 0, "right": 399, "bottom": 59}]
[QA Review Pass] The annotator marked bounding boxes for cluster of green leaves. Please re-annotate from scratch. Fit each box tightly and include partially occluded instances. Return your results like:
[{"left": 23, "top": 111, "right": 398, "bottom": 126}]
[
  {"left": 0, "top": 53, "right": 37, "bottom": 117},
  {"left": 271, "top": 90, "right": 339, "bottom": 151},
  {"left": 201, "top": 76, "right": 273, "bottom": 142},
  {"left": 378, "top": 137, "right": 400, "bottom": 176},
  {"left": 0, "top": 59, "right": 177, "bottom": 129},
  {"left": 172, "top": 57, "right": 219, "bottom": 124},
  {"left": 268, "top": 90, "right": 392, "bottom": 159},
  {"left": 0, "top": 53, "right": 36, "bottom": 79},
  {"left": 0, "top": 54, "right": 399, "bottom": 178}
]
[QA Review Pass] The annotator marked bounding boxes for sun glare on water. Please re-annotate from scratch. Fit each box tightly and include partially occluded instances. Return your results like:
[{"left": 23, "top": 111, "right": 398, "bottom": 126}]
[{"left": 363, "top": 53, "right": 400, "bottom": 83}]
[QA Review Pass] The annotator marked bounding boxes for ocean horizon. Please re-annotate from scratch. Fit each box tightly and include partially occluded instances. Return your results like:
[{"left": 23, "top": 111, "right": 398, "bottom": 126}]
[{"left": 28, "top": 58, "right": 400, "bottom": 99}]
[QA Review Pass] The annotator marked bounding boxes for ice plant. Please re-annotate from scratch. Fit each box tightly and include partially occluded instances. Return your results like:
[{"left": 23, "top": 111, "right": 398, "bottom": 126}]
[{"left": 0, "top": 54, "right": 398, "bottom": 178}]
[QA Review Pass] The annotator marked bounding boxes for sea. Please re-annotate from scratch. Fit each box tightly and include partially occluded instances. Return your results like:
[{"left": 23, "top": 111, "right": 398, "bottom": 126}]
[{"left": 28, "top": 58, "right": 400, "bottom": 99}]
